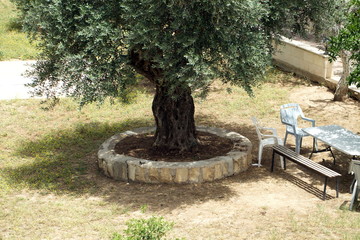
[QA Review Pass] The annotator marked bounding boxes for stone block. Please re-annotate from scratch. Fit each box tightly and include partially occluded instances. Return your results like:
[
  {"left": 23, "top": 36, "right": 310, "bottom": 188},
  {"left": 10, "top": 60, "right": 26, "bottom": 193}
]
[
  {"left": 175, "top": 168, "right": 189, "bottom": 183},
  {"left": 159, "top": 168, "right": 174, "bottom": 183},
  {"left": 233, "top": 158, "right": 241, "bottom": 174},
  {"left": 128, "top": 164, "right": 136, "bottom": 181},
  {"left": 188, "top": 168, "right": 201, "bottom": 183},
  {"left": 239, "top": 155, "right": 247, "bottom": 172},
  {"left": 220, "top": 162, "right": 229, "bottom": 177},
  {"left": 107, "top": 161, "right": 114, "bottom": 177},
  {"left": 202, "top": 166, "right": 215, "bottom": 182},
  {"left": 226, "top": 158, "right": 234, "bottom": 176},
  {"left": 214, "top": 164, "right": 223, "bottom": 180},
  {"left": 148, "top": 167, "right": 159, "bottom": 183},
  {"left": 135, "top": 166, "right": 146, "bottom": 182},
  {"left": 112, "top": 161, "right": 127, "bottom": 181}
]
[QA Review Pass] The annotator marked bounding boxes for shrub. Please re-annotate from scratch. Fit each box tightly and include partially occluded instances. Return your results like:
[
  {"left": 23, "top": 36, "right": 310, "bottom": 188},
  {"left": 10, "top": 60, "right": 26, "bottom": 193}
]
[{"left": 111, "top": 216, "right": 178, "bottom": 240}]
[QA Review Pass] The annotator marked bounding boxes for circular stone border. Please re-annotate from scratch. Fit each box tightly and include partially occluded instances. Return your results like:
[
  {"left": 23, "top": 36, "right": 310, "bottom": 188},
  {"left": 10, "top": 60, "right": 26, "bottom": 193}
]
[{"left": 97, "top": 126, "right": 252, "bottom": 183}]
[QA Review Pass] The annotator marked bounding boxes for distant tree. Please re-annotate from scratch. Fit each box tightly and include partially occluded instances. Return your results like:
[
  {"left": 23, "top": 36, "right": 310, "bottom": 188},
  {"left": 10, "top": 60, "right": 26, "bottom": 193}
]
[
  {"left": 328, "top": 0, "right": 360, "bottom": 101},
  {"left": 13, "top": 0, "right": 338, "bottom": 152}
]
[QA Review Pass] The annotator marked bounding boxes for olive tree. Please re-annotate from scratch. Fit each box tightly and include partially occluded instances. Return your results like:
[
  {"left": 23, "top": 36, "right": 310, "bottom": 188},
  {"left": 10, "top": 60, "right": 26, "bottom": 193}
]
[
  {"left": 328, "top": 0, "right": 360, "bottom": 100},
  {"left": 13, "top": 0, "right": 337, "bottom": 152}
]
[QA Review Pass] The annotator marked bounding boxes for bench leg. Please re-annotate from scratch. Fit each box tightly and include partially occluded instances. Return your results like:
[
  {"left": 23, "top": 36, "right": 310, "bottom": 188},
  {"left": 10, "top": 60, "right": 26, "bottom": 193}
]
[
  {"left": 271, "top": 150, "right": 275, "bottom": 172},
  {"left": 336, "top": 177, "right": 339, "bottom": 198},
  {"left": 323, "top": 177, "right": 328, "bottom": 200}
]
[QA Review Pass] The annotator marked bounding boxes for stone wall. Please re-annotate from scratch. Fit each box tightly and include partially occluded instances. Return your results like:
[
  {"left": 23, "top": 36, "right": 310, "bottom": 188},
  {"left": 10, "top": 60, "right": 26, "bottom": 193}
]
[
  {"left": 97, "top": 126, "right": 252, "bottom": 184},
  {"left": 273, "top": 37, "right": 333, "bottom": 86},
  {"left": 272, "top": 37, "right": 360, "bottom": 101}
]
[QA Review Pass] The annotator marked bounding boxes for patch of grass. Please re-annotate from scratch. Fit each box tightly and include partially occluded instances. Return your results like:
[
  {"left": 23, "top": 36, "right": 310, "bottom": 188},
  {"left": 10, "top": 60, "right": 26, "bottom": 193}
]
[
  {"left": 194, "top": 70, "right": 289, "bottom": 127},
  {"left": 280, "top": 205, "right": 360, "bottom": 239},
  {"left": 0, "top": 95, "right": 153, "bottom": 194},
  {"left": 0, "top": 0, "right": 38, "bottom": 60},
  {"left": 111, "top": 216, "right": 178, "bottom": 240}
]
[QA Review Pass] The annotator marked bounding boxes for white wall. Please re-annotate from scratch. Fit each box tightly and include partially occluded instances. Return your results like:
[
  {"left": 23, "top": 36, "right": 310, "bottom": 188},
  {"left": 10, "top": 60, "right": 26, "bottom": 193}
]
[
  {"left": 272, "top": 37, "right": 360, "bottom": 100},
  {"left": 273, "top": 37, "right": 333, "bottom": 84}
]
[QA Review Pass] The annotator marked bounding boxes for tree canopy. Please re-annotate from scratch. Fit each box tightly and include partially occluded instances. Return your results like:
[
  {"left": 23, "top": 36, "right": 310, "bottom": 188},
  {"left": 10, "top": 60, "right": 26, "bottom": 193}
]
[
  {"left": 12, "top": 0, "right": 339, "bottom": 151},
  {"left": 328, "top": 0, "right": 360, "bottom": 88}
]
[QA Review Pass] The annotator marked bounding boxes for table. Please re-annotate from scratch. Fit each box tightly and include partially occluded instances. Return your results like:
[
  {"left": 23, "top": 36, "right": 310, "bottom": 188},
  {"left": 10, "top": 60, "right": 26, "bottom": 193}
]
[{"left": 303, "top": 125, "right": 360, "bottom": 161}]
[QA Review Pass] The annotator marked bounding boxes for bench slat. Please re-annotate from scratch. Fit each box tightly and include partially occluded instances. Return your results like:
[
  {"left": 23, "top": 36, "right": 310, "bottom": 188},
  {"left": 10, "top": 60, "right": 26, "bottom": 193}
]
[
  {"left": 272, "top": 145, "right": 340, "bottom": 178},
  {"left": 271, "top": 145, "right": 341, "bottom": 200}
]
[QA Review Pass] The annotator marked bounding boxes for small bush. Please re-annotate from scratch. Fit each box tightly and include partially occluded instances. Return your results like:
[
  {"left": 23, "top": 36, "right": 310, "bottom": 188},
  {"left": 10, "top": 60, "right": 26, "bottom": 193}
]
[{"left": 111, "top": 216, "right": 178, "bottom": 240}]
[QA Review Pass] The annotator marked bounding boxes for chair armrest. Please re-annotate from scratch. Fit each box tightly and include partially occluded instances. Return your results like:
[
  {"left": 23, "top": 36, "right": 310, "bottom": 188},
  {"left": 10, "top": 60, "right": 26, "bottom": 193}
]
[
  {"left": 263, "top": 136, "right": 282, "bottom": 145},
  {"left": 301, "top": 116, "right": 316, "bottom": 126},
  {"left": 259, "top": 127, "right": 279, "bottom": 137},
  {"left": 281, "top": 120, "right": 298, "bottom": 134}
]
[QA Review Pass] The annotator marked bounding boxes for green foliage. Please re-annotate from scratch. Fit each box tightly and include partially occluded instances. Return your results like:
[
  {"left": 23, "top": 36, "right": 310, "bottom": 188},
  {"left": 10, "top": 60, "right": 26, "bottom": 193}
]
[
  {"left": 328, "top": 0, "right": 360, "bottom": 87},
  {"left": 111, "top": 216, "right": 176, "bottom": 240},
  {"left": 263, "top": 0, "right": 340, "bottom": 39},
  {"left": 11, "top": 0, "right": 339, "bottom": 104}
]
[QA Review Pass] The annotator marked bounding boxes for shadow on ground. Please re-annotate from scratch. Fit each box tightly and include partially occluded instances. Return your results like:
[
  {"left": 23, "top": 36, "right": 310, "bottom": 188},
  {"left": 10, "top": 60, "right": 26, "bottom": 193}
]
[
  {"left": 5, "top": 119, "right": 152, "bottom": 192},
  {"left": 3, "top": 113, "right": 355, "bottom": 212},
  {"left": 1, "top": 115, "right": 262, "bottom": 211}
]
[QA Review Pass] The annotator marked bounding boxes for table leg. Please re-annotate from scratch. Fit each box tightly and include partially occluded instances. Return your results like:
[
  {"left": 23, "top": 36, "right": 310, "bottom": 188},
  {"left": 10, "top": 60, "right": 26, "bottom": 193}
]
[{"left": 309, "top": 146, "right": 336, "bottom": 163}]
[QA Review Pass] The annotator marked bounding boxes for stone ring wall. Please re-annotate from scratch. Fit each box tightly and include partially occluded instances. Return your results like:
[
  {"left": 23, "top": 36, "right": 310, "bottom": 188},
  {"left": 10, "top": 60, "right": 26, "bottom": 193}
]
[{"left": 97, "top": 126, "right": 252, "bottom": 183}]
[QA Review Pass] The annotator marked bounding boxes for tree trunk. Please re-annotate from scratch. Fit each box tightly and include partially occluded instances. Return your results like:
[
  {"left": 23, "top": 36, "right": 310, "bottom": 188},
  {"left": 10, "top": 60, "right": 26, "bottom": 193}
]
[
  {"left": 334, "top": 50, "right": 350, "bottom": 101},
  {"left": 129, "top": 48, "right": 198, "bottom": 152},
  {"left": 152, "top": 84, "right": 198, "bottom": 152}
]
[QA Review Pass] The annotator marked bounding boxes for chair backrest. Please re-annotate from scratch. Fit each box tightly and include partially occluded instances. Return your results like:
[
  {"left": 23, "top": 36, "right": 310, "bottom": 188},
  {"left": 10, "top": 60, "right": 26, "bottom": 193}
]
[
  {"left": 251, "top": 117, "right": 264, "bottom": 141},
  {"left": 280, "top": 103, "right": 304, "bottom": 127}
]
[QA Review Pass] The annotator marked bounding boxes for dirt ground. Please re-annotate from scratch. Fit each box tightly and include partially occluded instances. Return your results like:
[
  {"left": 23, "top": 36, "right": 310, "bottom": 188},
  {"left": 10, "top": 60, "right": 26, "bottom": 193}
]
[
  {"left": 88, "top": 80, "right": 360, "bottom": 239},
  {"left": 115, "top": 132, "right": 233, "bottom": 162}
]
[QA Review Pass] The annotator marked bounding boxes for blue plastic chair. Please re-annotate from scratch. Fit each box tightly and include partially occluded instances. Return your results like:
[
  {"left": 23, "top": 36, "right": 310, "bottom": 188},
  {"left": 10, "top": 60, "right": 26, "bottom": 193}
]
[{"left": 280, "top": 103, "right": 317, "bottom": 154}]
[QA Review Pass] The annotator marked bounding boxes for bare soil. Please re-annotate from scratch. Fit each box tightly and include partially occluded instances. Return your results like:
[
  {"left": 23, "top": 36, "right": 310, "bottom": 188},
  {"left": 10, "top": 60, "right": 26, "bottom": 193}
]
[
  {"left": 114, "top": 132, "right": 233, "bottom": 162},
  {"left": 96, "top": 80, "right": 360, "bottom": 239},
  {"left": 4, "top": 75, "right": 360, "bottom": 240}
]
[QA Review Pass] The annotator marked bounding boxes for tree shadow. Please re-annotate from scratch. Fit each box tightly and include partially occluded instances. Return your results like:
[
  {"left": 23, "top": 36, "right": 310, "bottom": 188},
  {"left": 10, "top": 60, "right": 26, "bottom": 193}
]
[
  {"left": 1, "top": 114, "right": 267, "bottom": 212},
  {"left": 4, "top": 112, "right": 354, "bottom": 212},
  {"left": 6, "top": 118, "right": 152, "bottom": 193},
  {"left": 100, "top": 163, "right": 276, "bottom": 213}
]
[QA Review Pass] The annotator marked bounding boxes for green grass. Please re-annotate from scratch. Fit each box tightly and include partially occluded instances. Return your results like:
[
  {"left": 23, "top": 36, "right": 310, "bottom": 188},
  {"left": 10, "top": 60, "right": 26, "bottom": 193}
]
[
  {"left": 0, "top": 0, "right": 38, "bottom": 60},
  {"left": 0, "top": 94, "right": 153, "bottom": 193}
]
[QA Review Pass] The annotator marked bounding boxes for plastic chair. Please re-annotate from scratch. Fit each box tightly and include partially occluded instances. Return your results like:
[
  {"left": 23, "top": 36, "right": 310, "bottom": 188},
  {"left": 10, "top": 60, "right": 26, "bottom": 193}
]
[
  {"left": 349, "top": 160, "right": 360, "bottom": 211},
  {"left": 251, "top": 117, "right": 284, "bottom": 168},
  {"left": 280, "top": 103, "right": 317, "bottom": 154}
]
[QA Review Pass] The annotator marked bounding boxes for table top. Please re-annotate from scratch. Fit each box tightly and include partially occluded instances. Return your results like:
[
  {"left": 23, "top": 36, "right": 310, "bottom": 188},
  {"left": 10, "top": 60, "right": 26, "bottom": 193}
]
[{"left": 303, "top": 125, "right": 360, "bottom": 157}]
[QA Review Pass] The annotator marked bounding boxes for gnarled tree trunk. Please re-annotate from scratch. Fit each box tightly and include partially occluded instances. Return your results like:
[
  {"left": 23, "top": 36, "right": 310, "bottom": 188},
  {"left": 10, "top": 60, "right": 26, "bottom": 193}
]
[
  {"left": 334, "top": 50, "right": 350, "bottom": 101},
  {"left": 129, "top": 48, "right": 198, "bottom": 152},
  {"left": 152, "top": 84, "right": 197, "bottom": 152}
]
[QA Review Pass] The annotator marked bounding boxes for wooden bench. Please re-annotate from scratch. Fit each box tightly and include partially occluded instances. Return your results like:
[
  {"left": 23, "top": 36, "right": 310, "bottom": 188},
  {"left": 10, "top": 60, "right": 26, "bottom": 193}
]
[{"left": 271, "top": 145, "right": 341, "bottom": 200}]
